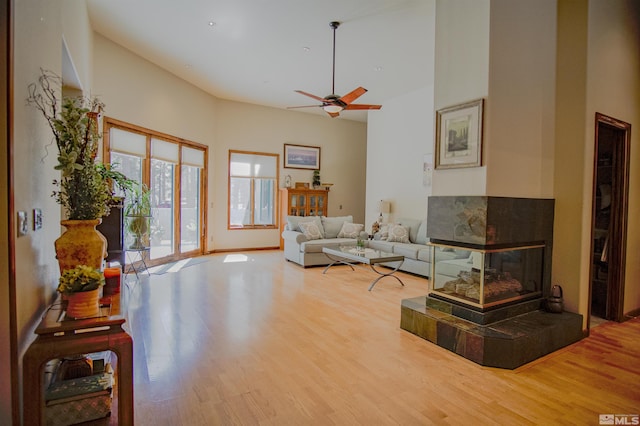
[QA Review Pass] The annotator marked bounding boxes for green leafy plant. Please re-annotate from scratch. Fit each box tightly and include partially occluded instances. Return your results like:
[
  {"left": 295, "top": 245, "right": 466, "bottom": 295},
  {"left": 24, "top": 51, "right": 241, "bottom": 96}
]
[
  {"left": 27, "top": 69, "right": 137, "bottom": 220},
  {"left": 57, "top": 265, "right": 105, "bottom": 294},
  {"left": 313, "top": 170, "right": 321, "bottom": 188},
  {"left": 125, "top": 185, "right": 152, "bottom": 249}
]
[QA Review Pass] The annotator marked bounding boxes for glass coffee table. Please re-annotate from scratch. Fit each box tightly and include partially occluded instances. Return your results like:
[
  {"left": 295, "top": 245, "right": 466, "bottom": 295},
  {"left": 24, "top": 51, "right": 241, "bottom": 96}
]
[{"left": 322, "top": 246, "right": 405, "bottom": 291}]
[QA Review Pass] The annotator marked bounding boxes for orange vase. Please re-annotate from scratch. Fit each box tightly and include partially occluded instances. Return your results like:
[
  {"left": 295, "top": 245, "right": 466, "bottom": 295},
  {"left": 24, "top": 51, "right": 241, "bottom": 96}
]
[
  {"left": 55, "top": 219, "right": 108, "bottom": 273},
  {"left": 65, "top": 288, "right": 101, "bottom": 319}
]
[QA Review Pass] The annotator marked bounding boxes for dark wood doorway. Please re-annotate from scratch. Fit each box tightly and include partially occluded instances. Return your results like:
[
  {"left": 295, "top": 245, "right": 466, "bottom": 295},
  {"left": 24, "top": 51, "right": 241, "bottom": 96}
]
[{"left": 589, "top": 113, "right": 631, "bottom": 324}]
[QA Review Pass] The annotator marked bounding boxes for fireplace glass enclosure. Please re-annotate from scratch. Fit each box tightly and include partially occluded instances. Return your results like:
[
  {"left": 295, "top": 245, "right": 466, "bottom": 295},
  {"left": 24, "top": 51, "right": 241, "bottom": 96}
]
[{"left": 429, "top": 243, "right": 544, "bottom": 310}]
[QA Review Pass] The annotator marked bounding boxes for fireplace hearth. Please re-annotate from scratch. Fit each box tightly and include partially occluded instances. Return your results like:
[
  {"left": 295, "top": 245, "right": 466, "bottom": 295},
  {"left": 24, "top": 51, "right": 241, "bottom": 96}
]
[{"left": 400, "top": 196, "right": 583, "bottom": 369}]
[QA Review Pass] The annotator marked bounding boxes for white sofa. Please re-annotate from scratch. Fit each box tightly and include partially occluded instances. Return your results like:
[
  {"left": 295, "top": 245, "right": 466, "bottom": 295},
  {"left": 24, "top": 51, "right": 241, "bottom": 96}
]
[
  {"left": 367, "top": 218, "right": 468, "bottom": 278},
  {"left": 282, "top": 215, "right": 368, "bottom": 267},
  {"left": 282, "top": 215, "right": 468, "bottom": 278}
]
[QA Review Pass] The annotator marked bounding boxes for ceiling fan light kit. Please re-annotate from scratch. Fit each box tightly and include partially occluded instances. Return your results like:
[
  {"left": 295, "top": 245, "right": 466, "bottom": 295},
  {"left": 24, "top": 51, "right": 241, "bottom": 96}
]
[{"left": 288, "top": 21, "right": 382, "bottom": 118}]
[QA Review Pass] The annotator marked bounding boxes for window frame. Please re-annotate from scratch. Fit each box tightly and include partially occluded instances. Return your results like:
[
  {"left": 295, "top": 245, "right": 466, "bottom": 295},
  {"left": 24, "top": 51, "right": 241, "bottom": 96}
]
[
  {"left": 228, "top": 150, "right": 279, "bottom": 230},
  {"left": 103, "top": 117, "right": 208, "bottom": 263}
]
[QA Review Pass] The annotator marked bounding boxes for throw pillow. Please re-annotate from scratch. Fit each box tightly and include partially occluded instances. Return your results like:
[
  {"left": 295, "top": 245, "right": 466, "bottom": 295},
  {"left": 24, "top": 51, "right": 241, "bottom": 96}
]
[
  {"left": 321, "top": 215, "right": 353, "bottom": 239},
  {"left": 378, "top": 224, "right": 391, "bottom": 240},
  {"left": 337, "top": 222, "right": 364, "bottom": 238},
  {"left": 287, "top": 215, "right": 324, "bottom": 237},
  {"left": 387, "top": 224, "right": 410, "bottom": 243},
  {"left": 299, "top": 221, "right": 323, "bottom": 240}
]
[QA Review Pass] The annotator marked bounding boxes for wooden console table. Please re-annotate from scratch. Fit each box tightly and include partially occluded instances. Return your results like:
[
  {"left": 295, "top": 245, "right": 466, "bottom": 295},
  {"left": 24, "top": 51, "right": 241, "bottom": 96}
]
[{"left": 23, "top": 294, "right": 134, "bottom": 425}]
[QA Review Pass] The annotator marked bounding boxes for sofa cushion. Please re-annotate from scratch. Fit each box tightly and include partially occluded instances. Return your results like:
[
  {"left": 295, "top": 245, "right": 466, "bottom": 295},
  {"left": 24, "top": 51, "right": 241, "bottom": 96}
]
[
  {"left": 300, "top": 238, "right": 355, "bottom": 253},
  {"left": 321, "top": 215, "right": 353, "bottom": 238},
  {"left": 392, "top": 243, "right": 420, "bottom": 260},
  {"left": 387, "top": 224, "right": 410, "bottom": 243},
  {"left": 337, "top": 222, "right": 364, "bottom": 238},
  {"left": 287, "top": 216, "right": 324, "bottom": 237},
  {"left": 368, "top": 239, "right": 396, "bottom": 253},
  {"left": 299, "top": 221, "right": 323, "bottom": 240},
  {"left": 417, "top": 247, "right": 432, "bottom": 262},
  {"left": 397, "top": 218, "right": 422, "bottom": 243}
]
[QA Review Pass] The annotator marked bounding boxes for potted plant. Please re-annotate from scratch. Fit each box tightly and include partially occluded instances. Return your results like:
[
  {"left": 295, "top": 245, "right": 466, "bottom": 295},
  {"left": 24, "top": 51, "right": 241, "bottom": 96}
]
[
  {"left": 313, "top": 170, "right": 321, "bottom": 189},
  {"left": 27, "top": 69, "right": 137, "bottom": 272},
  {"left": 57, "top": 265, "right": 105, "bottom": 318},
  {"left": 124, "top": 185, "right": 152, "bottom": 249}
]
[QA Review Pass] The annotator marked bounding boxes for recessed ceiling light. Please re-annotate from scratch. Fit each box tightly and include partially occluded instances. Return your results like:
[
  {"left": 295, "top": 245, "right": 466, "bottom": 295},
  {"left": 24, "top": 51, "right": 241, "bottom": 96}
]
[
  {"left": 208, "top": 21, "right": 216, "bottom": 27},
  {"left": 303, "top": 47, "right": 310, "bottom": 52},
  {"left": 374, "top": 66, "right": 383, "bottom": 72}
]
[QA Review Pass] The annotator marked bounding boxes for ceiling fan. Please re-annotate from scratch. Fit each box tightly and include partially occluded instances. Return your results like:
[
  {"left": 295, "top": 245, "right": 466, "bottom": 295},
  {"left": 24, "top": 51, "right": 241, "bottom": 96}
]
[{"left": 288, "top": 21, "right": 382, "bottom": 118}]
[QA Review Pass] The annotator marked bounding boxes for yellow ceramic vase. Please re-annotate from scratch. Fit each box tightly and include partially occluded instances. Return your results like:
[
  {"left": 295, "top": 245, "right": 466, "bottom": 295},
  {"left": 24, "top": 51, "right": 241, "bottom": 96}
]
[
  {"left": 55, "top": 219, "right": 108, "bottom": 273},
  {"left": 65, "top": 288, "right": 101, "bottom": 319}
]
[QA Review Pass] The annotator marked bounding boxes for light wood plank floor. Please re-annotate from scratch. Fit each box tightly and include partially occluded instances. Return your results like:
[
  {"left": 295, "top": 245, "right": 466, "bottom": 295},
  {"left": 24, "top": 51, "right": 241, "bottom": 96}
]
[{"left": 119, "top": 251, "right": 639, "bottom": 425}]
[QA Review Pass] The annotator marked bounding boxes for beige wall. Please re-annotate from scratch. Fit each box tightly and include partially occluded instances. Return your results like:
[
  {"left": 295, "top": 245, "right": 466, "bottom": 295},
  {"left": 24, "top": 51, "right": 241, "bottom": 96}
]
[
  {"left": 13, "top": 0, "right": 64, "bottom": 348},
  {"left": 485, "top": 0, "right": 557, "bottom": 197},
  {"left": 584, "top": 0, "right": 640, "bottom": 316},
  {"left": 553, "top": 0, "right": 590, "bottom": 315},
  {"left": 554, "top": 0, "right": 640, "bottom": 320},
  {"left": 92, "top": 34, "right": 367, "bottom": 252},
  {"left": 214, "top": 100, "right": 367, "bottom": 250},
  {"left": 12, "top": 0, "right": 96, "bottom": 420}
]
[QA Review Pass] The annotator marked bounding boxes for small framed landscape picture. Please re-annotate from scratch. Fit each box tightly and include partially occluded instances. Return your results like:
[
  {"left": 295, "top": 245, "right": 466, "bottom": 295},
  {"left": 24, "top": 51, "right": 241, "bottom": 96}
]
[
  {"left": 435, "top": 98, "right": 484, "bottom": 170},
  {"left": 284, "top": 144, "right": 321, "bottom": 170}
]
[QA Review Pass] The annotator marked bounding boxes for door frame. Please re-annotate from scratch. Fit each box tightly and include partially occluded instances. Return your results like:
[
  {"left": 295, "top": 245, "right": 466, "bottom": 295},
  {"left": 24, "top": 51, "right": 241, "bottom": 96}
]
[{"left": 588, "top": 112, "right": 631, "bottom": 324}]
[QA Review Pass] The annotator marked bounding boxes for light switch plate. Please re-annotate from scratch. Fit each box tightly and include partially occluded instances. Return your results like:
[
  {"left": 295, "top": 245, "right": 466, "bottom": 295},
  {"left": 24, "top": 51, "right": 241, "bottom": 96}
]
[
  {"left": 17, "top": 211, "right": 28, "bottom": 236},
  {"left": 33, "top": 208, "right": 42, "bottom": 230}
]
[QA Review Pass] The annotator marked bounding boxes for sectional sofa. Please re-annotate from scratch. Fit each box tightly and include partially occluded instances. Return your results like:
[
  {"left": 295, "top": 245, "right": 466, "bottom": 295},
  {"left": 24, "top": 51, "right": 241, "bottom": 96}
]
[{"left": 282, "top": 215, "right": 467, "bottom": 278}]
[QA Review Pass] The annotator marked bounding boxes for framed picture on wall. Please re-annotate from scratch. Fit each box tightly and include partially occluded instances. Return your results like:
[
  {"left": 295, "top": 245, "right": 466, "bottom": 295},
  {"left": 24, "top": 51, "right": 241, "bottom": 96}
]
[
  {"left": 284, "top": 144, "right": 321, "bottom": 170},
  {"left": 435, "top": 98, "right": 484, "bottom": 169}
]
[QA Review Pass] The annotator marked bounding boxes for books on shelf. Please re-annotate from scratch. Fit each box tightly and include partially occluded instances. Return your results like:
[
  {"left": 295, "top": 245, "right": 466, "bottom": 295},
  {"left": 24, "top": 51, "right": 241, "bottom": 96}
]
[
  {"left": 45, "top": 369, "right": 112, "bottom": 403},
  {"left": 44, "top": 353, "right": 114, "bottom": 425}
]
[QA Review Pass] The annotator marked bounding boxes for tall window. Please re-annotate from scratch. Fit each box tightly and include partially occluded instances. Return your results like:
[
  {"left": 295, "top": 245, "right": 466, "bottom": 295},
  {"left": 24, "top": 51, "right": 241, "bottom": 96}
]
[{"left": 229, "top": 150, "right": 278, "bottom": 229}]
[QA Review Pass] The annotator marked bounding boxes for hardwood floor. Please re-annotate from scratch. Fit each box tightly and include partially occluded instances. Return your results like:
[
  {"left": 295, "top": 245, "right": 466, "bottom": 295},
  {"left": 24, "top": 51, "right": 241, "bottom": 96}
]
[{"left": 119, "top": 251, "right": 639, "bottom": 425}]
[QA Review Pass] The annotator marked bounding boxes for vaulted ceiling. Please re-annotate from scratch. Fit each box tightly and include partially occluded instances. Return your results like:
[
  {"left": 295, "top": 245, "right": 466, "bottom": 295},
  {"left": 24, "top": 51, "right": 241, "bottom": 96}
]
[{"left": 87, "top": 0, "right": 434, "bottom": 122}]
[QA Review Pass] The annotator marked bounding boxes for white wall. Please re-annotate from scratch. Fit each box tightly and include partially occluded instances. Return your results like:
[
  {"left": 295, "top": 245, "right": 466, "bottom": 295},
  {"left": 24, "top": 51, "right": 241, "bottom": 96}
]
[
  {"left": 431, "top": 0, "right": 490, "bottom": 196},
  {"left": 366, "top": 86, "right": 434, "bottom": 228},
  {"left": 92, "top": 34, "right": 367, "bottom": 252}
]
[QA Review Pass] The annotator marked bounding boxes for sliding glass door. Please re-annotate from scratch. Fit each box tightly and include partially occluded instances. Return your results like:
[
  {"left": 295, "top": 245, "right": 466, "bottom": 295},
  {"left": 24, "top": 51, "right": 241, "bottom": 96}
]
[{"left": 105, "top": 119, "right": 207, "bottom": 265}]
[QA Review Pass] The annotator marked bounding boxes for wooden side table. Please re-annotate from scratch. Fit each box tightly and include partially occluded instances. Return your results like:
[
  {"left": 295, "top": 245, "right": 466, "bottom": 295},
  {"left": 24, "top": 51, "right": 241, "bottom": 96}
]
[{"left": 23, "top": 294, "right": 133, "bottom": 425}]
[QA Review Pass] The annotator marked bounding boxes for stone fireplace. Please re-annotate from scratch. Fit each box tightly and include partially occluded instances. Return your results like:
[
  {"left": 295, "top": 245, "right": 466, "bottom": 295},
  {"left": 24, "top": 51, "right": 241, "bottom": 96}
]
[{"left": 401, "top": 196, "right": 583, "bottom": 369}]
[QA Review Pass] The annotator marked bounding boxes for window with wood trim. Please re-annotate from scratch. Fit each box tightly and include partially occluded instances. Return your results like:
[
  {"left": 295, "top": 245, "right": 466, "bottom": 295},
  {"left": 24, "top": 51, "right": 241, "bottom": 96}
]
[
  {"left": 104, "top": 118, "right": 207, "bottom": 263},
  {"left": 228, "top": 150, "right": 278, "bottom": 229}
]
